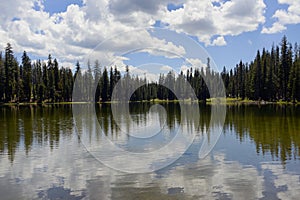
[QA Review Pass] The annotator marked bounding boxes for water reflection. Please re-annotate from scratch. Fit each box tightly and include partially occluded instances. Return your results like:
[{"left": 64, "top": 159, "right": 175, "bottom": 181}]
[
  {"left": 224, "top": 105, "right": 300, "bottom": 164},
  {"left": 0, "top": 104, "right": 299, "bottom": 199},
  {"left": 0, "top": 105, "right": 74, "bottom": 163},
  {"left": 1, "top": 104, "right": 299, "bottom": 164},
  {"left": 74, "top": 102, "right": 204, "bottom": 173}
]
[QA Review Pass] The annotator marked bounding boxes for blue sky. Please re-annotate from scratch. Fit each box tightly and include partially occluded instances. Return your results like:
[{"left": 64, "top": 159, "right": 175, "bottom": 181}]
[
  {"left": 205, "top": 0, "right": 299, "bottom": 69},
  {"left": 1, "top": 0, "right": 300, "bottom": 75},
  {"left": 42, "top": 0, "right": 83, "bottom": 14}
]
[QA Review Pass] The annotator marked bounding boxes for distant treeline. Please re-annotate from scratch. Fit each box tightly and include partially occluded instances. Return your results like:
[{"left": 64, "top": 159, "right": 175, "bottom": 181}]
[{"left": 0, "top": 35, "right": 299, "bottom": 103}]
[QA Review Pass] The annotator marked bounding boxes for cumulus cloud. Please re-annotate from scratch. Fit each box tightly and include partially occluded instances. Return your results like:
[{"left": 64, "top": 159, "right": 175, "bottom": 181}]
[
  {"left": 179, "top": 58, "right": 207, "bottom": 75},
  {"left": 186, "top": 58, "right": 207, "bottom": 68},
  {"left": 148, "top": 153, "right": 264, "bottom": 199},
  {"left": 261, "top": 163, "right": 300, "bottom": 199},
  {"left": 160, "top": 65, "right": 173, "bottom": 71},
  {"left": 0, "top": 0, "right": 267, "bottom": 68},
  {"left": 108, "top": 0, "right": 183, "bottom": 25},
  {"left": 0, "top": 0, "right": 187, "bottom": 69},
  {"left": 109, "top": 0, "right": 163, "bottom": 15},
  {"left": 0, "top": 0, "right": 35, "bottom": 22},
  {"left": 212, "top": 36, "right": 227, "bottom": 46},
  {"left": 161, "top": 0, "right": 266, "bottom": 46},
  {"left": 262, "top": 0, "right": 300, "bottom": 34}
]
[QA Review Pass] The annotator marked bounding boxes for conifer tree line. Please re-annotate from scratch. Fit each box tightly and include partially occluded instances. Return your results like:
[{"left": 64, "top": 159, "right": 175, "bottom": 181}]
[
  {"left": 0, "top": 35, "right": 299, "bottom": 103},
  {"left": 0, "top": 43, "right": 74, "bottom": 103},
  {"left": 222, "top": 36, "right": 300, "bottom": 102}
]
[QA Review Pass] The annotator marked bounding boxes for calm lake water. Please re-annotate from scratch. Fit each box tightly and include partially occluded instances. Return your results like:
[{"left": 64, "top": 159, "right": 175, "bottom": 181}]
[{"left": 0, "top": 103, "right": 300, "bottom": 200}]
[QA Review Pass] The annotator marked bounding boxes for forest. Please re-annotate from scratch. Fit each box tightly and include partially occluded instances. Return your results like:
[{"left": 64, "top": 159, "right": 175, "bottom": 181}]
[{"left": 0, "top": 35, "right": 299, "bottom": 103}]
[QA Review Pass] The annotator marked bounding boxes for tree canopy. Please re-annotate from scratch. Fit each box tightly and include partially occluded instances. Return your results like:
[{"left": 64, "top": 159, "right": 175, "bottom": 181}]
[{"left": 0, "top": 36, "right": 299, "bottom": 103}]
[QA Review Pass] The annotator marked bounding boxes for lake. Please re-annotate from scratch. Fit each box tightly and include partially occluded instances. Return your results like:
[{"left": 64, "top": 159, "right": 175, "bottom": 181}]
[{"left": 0, "top": 103, "right": 300, "bottom": 199}]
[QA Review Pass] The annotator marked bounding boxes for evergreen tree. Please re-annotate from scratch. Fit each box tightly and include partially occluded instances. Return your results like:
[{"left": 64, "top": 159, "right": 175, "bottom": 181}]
[
  {"left": 85, "top": 60, "right": 93, "bottom": 101},
  {"left": 41, "top": 62, "right": 48, "bottom": 101},
  {"left": 73, "top": 61, "right": 83, "bottom": 101},
  {"left": 289, "top": 43, "right": 299, "bottom": 102},
  {"left": 4, "top": 43, "right": 14, "bottom": 102},
  {"left": 237, "top": 61, "right": 245, "bottom": 99},
  {"left": 109, "top": 67, "right": 114, "bottom": 100},
  {"left": 65, "top": 68, "right": 73, "bottom": 101},
  {"left": 53, "top": 58, "right": 60, "bottom": 101},
  {"left": 280, "top": 35, "right": 289, "bottom": 100},
  {"left": 166, "top": 71, "right": 175, "bottom": 100},
  {"left": 101, "top": 67, "right": 109, "bottom": 102},
  {"left": 94, "top": 60, "right": 101, "bottom": 102},
  {"left": 47, "top": 54, "right": 55, "bottom": 102},
  {"left": 1, "top": 37, "right": 300, "bottom": 103},
  {"left": 0, "top": 53, "right": 5, "bottom": 101},
  {"left": 21, "top": 51, "right": 32, "bottom": 102},
  {"left": 252, "top": 51, "right": 262, "bottom": 100}
]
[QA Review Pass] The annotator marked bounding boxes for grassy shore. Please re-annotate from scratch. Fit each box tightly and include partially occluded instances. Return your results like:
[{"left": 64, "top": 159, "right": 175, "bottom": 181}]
[
  {"left": 207, "top": 98, "right": 300, "bottom": 105},
  {"left": 1, "top": 98, "right": 299, "bottom": 106}
]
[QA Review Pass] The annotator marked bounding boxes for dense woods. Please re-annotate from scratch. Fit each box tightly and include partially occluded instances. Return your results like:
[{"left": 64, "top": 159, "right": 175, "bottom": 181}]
[
  {"left": 0, "top": 36, "right": 299, "bottom": 103},
  {"left": 223, "top": 35, "right": 300, "bottom": 102}
]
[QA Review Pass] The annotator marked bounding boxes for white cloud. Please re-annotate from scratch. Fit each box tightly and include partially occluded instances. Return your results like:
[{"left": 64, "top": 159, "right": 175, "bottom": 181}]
[
  {"left": 0, "top": 0, "right": 267, "bottom": 67},
  {"left": 0, "top": 0, "right": 35, "bottom": 22},
  {"left": 0, "top": 0, "right": 188, "bottom": 69},
  {"left": 261, "top": 163, "right": 300, "bottom": 199},
  {"left": 161, "top": 0, "right": 266, "bottom": 46},
  {"left": 108, "top": 0, "right": 183, "bottom": 26},
  {"left": 180, "top": 65, "right": 190, "bottom": 74},
  {"left": 262, "top": 0, "right": 300, "bottom": 34},
  {"left": 8, "top": 20, "right": 46, "bottom": 50},
  {"left": 186, "top": 58, "right": 207, "bottom": 68},
  {"left": 153, "top": 153, "right": 264, "bottom": 199},
  {"left": 179, "top": 58, "right": 207, "bottom": 75},
  {"left": 212, "top": 36, "right": 227, "bottom": 46},
  {"left": 179, "top": 57, "right": 213, "bottom": 77},
  {"left": 160, "top": 65, "right": 173, "bottom": 71},
  {"left": 262, "top": 22, "right": 286, "bottom": 34}
]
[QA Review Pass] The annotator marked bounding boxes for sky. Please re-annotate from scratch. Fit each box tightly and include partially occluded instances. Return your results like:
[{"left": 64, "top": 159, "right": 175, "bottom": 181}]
[{"left": 0, "top": 0, "right": 300, "bottom": 76}]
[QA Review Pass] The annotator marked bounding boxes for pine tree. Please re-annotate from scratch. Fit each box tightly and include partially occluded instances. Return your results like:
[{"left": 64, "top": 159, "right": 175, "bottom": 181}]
[
  {"left": 268, "top": 45, "right": 276, "bottom": 101},
  {"left": 109, "top": 67, "right": 114, "bottom": 100},
  {"left": 66, "top": 68, "right": 73, "bottom": 101},
  {"left": 200, "top": 67, "right": 207, "bottom": 101},
  {"left": 289, "top": 43, "right": 299, "bottom": 102},
  {"left": 192, "top": 69, "right": 201, "bottom": 100},
  {"left": 73, "top": 61, "right": 83, "bottom": 102},
  {"left": 4, "top": 43, "right": 14, "bottom": 102},
  {"left": 158, "top": 74, "right": 166, "bottom": 100},
  {"left": 21, "top": 51, "right": 32, "bottom": 102},
  {"left": 47, "top": 54, "right": 55, "bottom": 102},
  {"left": 252, "top": 51, "right": 262, "bottom": 100},
  {"left": 1, "top": 36, "right": 300, "bottom": 103},
  {"left": 0, "top": 53, "right": 5, "bottom": 102},
  {"left": 41, "top": 62, "right": 48, "bottom": 101},
  {"left": 13, "top": 59, "right": 21, "bottom": 102},
  {"left": 53, "top": 58, "right": 60, "bottom": 101},
  {"left": 101, "top": 67, "right": 109, "bottom": 102},
  {"left": 86, "top": 60, "right": 93, "bottom": 101},
  {"left": 287, "top": 44, "right": 293, "bottom": 100},
  {"left": 280, "top": 35, "right": 289, "bottom": 100},
  {"left": 166, "top": 71, "right": 175, "bottom": 100},
  {"left": 275, "top": 46, "right": 281, "bottom": 99},
  {"left": 237, "top": 61, "right": 245, "bottom": 99},
  {"left": 94, "top": 60, "right": 101, "bottom": 102}
]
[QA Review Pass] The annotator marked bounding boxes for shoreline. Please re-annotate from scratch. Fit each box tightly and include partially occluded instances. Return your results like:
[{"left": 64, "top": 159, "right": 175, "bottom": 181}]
[{"left": 0, "top": 98, "right": 299, "bottom": 106}]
